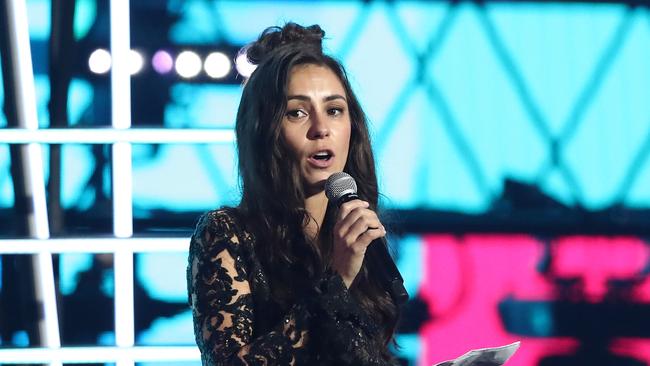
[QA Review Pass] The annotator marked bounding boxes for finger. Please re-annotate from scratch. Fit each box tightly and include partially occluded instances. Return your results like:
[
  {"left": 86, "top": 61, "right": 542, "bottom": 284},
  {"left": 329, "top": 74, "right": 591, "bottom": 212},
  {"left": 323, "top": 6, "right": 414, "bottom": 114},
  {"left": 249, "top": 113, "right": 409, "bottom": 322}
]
[
  {"left": 334, "top": 201, "right": 371, "bottom": 235},
  {"left": 342, "top": 214, "right": 383, "bottom": 246},
  {"left": 337, "top": 199, "right": 369, "bottom": 222},
  {"left": 336, "top": 207, "right": 375, "bottom": 238},
  {"left": 336, "top": 207, "right": 380, "bottom": 241},
  {"left": 349, "top": 227, "right": 386, "bottom": 253}
]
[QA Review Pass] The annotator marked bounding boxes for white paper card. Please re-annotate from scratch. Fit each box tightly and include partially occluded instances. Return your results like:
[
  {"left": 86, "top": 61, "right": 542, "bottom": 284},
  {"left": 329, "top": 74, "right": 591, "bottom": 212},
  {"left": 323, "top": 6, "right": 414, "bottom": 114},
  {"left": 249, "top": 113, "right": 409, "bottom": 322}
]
[{"left": 433, "top": 341, "right": 521, "bottom": 366}]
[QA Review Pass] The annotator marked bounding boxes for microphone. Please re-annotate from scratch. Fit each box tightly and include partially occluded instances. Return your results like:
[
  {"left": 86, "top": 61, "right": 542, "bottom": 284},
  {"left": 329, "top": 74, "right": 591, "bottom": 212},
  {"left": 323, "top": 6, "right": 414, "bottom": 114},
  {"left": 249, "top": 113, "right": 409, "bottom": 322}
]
[{"left": 325, "top": 172, "right": 409, "bottom": 305}]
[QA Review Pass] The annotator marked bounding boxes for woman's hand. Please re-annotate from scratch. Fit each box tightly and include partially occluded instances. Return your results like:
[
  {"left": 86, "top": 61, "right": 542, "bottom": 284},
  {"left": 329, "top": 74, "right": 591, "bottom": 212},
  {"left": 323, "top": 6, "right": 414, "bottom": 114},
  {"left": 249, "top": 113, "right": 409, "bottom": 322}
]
[{"left": 330, "top": 200, "right": 386, "bottom": 288}]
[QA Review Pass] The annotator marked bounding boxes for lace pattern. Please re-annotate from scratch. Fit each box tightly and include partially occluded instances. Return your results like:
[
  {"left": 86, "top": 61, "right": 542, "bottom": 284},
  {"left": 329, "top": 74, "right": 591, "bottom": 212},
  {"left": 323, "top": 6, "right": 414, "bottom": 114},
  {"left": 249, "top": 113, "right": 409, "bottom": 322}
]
[{"left": 187, "top": 209, "right": 395, "bottom": 365}]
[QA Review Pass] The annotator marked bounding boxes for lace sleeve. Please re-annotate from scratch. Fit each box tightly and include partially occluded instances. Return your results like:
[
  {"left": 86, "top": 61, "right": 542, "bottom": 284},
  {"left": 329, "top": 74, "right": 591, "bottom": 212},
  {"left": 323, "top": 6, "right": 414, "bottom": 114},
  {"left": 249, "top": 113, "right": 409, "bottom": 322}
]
[
  {"left": 188, "top": 210, "right": 311, "bottom": 365},
  {"left": 187, "top": 209, "right": 392, "bottom": 365}
]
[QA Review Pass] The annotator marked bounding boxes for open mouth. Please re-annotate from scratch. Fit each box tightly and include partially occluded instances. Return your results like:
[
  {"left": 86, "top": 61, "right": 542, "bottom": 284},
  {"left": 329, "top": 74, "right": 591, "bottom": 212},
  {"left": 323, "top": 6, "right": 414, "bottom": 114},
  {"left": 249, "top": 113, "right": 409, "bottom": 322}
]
[{"left": 311, "top": 151, "right": 333, "bottom": 161}]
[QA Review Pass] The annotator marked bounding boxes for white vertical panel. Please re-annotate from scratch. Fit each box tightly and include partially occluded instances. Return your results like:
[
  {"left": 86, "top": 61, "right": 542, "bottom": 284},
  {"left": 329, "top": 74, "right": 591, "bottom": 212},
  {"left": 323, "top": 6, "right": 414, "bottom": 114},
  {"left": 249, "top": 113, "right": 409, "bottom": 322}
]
[
  {"left": 5, "top": 1, "right": 61, "bottom": 362},
  {"left": 109, "top": 2, "right": 135, "bottom": 366}
]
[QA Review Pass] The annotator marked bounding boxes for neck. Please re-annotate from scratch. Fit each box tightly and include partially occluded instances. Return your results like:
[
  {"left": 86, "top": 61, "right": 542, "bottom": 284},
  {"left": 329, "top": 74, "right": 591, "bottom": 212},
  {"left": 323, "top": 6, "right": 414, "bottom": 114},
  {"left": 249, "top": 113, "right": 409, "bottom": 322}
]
[{"left": 304, "top": 191, "right": 328, "bottom": 239}]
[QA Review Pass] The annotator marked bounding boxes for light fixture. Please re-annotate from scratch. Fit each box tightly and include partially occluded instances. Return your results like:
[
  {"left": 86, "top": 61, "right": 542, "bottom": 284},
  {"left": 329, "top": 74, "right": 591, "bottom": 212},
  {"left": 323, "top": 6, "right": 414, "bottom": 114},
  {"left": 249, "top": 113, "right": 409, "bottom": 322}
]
[
  {"left": 235, "top": 52, "right": 256, "bottom": 78},
  {"left": 175, "top": 50, "right": 202, "bottom": 79},
  {"left": 204, "top": 52, "right": 231, "bottom": 79},
  {"left": 128, "top": 49, "right": 144, "bottom": 75},
  {"left": 151, "top": 50, "right": 173, "bottom": 74},
  {"left": 88, "top": 49, "right": 112, "bottom": 74}
]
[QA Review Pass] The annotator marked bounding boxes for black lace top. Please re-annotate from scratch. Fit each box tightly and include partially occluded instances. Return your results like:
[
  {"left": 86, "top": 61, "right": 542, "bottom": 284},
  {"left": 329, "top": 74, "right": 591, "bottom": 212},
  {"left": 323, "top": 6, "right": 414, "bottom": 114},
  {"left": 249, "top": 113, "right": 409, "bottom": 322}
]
[{"left": 187, "top": 208, "right": 397, "bottom": 365}]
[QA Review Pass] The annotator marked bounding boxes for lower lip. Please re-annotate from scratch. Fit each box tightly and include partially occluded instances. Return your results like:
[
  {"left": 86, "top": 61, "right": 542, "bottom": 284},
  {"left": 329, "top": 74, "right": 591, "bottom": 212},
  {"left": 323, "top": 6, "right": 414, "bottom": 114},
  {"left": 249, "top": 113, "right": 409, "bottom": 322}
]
[{"left": 307, "top": 156, "right": 334, "bottom": 168}]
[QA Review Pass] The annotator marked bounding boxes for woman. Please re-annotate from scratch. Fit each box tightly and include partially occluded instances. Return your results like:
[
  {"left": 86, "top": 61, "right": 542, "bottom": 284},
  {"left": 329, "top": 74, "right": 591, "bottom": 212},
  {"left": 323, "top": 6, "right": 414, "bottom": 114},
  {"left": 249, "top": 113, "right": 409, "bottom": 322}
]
[{"left": 187, "top": 22, "right": 399, "bottom": 365}]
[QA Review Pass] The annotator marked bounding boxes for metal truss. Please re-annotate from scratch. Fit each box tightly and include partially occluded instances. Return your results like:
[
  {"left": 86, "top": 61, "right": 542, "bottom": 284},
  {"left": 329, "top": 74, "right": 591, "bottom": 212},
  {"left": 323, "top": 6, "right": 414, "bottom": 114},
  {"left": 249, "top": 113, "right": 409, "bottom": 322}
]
[{"left": 0, "top": 0, "right": 203, "bottom": 364}]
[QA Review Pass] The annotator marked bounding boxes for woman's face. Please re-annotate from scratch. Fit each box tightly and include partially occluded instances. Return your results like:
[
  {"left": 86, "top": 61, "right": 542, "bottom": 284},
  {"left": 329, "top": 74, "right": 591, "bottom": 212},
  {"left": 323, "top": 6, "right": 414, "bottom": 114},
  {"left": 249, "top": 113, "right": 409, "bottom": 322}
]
[{"left": 281, "top": 64, "right": 351, "bottom": 195}]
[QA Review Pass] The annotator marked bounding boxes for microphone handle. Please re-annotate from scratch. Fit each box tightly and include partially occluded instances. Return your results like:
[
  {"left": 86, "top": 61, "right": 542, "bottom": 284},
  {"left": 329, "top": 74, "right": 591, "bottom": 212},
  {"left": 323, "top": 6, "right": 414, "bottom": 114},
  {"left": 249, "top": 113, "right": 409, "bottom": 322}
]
[
  {"left": 367, "top": 237, "right": 409, "bottom": 305},
  {"left": 338, "top": 194, "right": 409, "bottom": 305}
]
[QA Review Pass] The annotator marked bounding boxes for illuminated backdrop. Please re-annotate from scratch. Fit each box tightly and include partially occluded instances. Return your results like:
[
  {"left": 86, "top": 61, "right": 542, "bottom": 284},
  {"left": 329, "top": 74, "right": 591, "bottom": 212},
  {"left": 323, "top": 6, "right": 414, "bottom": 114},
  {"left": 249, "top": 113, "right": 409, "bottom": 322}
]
[{"left": 1, "top": 1, "right": 650, "bottom": 365}]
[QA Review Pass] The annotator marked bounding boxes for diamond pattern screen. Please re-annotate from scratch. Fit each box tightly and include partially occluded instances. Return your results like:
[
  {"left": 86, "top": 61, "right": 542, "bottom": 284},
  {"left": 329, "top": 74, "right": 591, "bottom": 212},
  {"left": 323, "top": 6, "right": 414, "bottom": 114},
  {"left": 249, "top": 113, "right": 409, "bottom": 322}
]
[{"left": 1, "top": 0, "right": 650, "bottom": 213}]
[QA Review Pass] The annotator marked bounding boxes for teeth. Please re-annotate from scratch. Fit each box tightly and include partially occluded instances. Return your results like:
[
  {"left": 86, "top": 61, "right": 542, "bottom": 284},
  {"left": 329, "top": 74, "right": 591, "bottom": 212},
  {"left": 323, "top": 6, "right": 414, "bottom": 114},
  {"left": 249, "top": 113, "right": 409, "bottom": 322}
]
[{"left": 313, "top": 151, "right": 331, "bottom": 160}]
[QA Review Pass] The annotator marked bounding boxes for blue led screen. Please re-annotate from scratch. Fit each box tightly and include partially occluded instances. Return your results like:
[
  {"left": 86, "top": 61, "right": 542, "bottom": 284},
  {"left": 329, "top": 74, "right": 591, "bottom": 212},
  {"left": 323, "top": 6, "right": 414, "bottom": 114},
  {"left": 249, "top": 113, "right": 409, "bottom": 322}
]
[{"left": 1, "top": 1, "right": 649, "bottom": 214}]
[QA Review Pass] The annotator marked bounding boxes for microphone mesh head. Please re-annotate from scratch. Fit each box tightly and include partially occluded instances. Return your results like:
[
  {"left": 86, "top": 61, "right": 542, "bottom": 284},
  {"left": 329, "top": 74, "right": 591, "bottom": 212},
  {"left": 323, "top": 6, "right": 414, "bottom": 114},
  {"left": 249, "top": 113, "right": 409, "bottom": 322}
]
[{"left": 325, "top": 172, "right": 358, "bottom": 201}]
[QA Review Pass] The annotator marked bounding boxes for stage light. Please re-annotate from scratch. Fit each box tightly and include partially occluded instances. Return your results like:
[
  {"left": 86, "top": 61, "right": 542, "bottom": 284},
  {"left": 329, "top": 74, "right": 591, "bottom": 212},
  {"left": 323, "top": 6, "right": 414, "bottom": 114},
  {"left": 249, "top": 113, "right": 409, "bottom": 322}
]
[
  {"left": 151, "top": 50, "right": 173, "bottom": 74},
  {"left": 128, "top": 49, "right": 144, "bottom": 75},
  {"left": 6, "top": 1, "right": 61, "bottom": 358},
  {"left": 109, "top": 1, "right": 134, "bottom": 359},
  {"left": 235, "top": 52, "right": 256, "bottom": 78},
  {"left": 175, "top": 51, "right": 201, "bottom": 79},
  {"left": 88, "top": 48, "right": 112, "bottom": 74},
  {"left": 204, "top": 52, "right": 231, "bottom": 79}
]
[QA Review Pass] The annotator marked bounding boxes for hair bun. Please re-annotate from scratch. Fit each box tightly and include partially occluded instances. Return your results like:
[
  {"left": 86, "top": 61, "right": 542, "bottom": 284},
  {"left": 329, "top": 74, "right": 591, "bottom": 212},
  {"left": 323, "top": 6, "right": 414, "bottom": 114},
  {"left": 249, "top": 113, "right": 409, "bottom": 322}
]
[{"left": 245, "top": 22, "right": 325, "bottom": 65}]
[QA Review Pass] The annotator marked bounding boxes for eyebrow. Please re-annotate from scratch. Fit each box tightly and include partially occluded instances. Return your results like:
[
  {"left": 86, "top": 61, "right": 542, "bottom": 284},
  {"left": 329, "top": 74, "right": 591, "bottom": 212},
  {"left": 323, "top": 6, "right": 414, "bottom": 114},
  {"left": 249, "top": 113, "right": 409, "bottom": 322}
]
[{"left": 287, "top": 94, "right": 347, "bottom": 103}]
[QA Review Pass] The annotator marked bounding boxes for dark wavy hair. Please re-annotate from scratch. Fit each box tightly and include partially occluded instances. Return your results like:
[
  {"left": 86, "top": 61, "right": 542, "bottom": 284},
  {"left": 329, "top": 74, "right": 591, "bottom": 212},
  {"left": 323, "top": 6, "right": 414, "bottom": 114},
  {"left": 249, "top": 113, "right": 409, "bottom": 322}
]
[{"left": 235, "top": 23, "right": 398, "bottom": 353}]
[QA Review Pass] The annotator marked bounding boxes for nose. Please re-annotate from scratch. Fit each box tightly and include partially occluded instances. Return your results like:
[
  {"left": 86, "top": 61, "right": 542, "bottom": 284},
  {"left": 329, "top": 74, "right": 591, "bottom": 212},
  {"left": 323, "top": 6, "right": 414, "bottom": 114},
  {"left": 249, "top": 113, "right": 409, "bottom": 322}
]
[{"left": 308, "top": 111, "right": 330, "bottom": 139}]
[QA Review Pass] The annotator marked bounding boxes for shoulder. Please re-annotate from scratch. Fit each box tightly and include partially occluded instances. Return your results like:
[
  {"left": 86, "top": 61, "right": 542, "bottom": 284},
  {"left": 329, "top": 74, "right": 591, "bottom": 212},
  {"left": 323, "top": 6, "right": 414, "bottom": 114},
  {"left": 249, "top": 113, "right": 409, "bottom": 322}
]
[
  {"left": 195, "top": 207, "right": 240, "bottom": 229},
  {"left": 191, "top": 207, "right": 249, "bottom": 251}
]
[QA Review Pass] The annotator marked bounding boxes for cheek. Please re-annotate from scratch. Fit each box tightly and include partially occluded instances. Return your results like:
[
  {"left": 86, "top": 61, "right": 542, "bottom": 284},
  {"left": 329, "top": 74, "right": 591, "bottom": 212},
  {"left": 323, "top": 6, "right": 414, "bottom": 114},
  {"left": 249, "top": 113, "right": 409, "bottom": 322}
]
[
  {"left": 342, "top": 124, "right": 352, "bottom": 153},
  {"left": 280, "top": 127, "right": 303, "bottom": 158}
]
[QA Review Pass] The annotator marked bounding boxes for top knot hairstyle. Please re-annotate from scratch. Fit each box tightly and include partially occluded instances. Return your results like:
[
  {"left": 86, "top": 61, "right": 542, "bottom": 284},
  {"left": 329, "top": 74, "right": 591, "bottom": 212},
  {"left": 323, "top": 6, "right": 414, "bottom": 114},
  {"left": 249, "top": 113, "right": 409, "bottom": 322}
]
[
  {"left": 234, "top": 22, "right": 399, "bottom": 356},
  {"left": 245, "top": 23, "right": 325, "bottom": 65}
]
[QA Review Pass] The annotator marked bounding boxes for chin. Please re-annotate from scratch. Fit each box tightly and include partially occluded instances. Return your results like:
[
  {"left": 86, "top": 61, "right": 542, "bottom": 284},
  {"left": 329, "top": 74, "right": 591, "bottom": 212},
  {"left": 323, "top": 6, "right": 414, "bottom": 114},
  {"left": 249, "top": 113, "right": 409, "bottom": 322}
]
[{"left": 302, "top": 174, "right": 329, "bottom": 194}]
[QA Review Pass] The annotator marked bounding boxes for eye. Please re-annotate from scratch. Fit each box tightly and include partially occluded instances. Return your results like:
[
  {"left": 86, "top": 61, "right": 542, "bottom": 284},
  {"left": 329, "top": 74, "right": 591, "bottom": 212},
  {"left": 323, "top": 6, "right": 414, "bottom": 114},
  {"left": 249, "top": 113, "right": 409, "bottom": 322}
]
[
  {"left": 327, "top": 107, "right": 344, "bottom": 117},
  {"left": 286, "top": 109, "right": 307, "bottom": 119}
]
